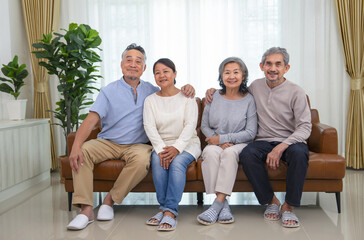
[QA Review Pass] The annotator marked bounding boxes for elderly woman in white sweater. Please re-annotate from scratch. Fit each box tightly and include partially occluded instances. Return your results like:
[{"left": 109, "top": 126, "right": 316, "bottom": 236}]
[
  {"left": 143, "top": 58, "right": 201, "bottom": 231},
  {"left": 197, "top": 57, "right": 257, "bottom": 225}
]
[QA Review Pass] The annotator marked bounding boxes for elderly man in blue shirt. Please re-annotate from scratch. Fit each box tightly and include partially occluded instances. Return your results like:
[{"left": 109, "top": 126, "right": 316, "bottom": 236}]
[{"left": 67, "top": 43, "right": 195, "bottom": 230}]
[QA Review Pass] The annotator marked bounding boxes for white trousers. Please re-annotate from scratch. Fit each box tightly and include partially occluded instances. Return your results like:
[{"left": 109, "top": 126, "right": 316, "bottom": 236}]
[{"left": 201, "top": 143, "right": 247, "bottom": 195}]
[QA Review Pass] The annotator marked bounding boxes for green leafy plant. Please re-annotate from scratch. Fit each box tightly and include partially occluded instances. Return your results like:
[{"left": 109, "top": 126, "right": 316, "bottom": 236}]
[
  {"left": 0, "top": 55, "right": 28, "bottom": 100},
  {"left": 32, "top": 23, "right": 102, "bottom": 154}
]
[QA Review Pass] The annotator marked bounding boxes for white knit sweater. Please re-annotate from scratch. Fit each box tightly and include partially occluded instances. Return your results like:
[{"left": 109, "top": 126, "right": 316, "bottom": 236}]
[{"left": 143, "top": 92, "right": 201, "bottom": 160}]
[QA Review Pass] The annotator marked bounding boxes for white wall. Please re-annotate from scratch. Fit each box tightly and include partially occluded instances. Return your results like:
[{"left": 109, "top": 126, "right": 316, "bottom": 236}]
[{"left": 0, "top": 0, "right": 33, "bottom": 120}]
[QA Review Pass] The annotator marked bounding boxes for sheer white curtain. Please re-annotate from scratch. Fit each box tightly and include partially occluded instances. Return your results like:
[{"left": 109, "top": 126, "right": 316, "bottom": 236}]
[{"left": 57, "top": 0, "right": 348, "bottom": 155}]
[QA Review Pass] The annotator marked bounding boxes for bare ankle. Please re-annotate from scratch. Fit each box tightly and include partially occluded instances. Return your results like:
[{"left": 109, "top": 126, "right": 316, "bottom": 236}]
[
  {"left": 80, "top": 205, "right": 94, "bottom": 220},
  {"left": 164, "top": 211, "right": 175, "bottom": 219},
  {"left": 216, "top": 192, "right": 227, "bottom": 203},
  {"left": 102, "top": 193, "right": 114, "bottom": 207},
  {"left": 281, "top": 202, "right": 294, "bottom": 212},
  {"left": 269, "top": 195, "right": 281, "bottom": 206}
]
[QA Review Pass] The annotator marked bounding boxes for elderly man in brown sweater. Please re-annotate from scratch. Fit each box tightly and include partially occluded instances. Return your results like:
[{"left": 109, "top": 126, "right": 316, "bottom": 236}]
[{"left": 239, "top": 47, "right": 311, "bottom": 228}]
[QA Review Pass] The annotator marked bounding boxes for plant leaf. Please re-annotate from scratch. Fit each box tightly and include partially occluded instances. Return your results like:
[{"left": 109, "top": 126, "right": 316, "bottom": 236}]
[{"left": 0, "top": 83, "right": 14, "bottom": 94}]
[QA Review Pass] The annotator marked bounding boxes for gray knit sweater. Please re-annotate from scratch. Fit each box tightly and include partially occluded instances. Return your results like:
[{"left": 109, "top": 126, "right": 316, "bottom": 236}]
[
  {"left": 201, "top": 91, "right": 257, "bottom": 144},
  {"left": 249, "top": 78, "right": 312, "bottom": 145}
]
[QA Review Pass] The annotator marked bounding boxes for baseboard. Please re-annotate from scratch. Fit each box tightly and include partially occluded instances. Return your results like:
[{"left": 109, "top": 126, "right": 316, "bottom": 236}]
[{"left": 0, "top": 171, "right": 50, "bottom": 215}]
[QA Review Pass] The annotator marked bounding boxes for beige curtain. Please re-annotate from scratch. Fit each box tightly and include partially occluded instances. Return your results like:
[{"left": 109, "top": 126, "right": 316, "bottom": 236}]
[
  {"left": 22, "top": 0, "right": 61, "bottom": 170},
  {"left": 335, "top": 0, "right": 364, "bottom": 169}
]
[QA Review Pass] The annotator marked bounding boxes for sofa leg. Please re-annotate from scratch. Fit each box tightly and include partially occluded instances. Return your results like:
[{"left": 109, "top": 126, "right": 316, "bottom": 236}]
[
  {"left": 197, "top": 192, "right": 203, "bottom": 205},
  {"left": 335, "top": 192, "right": 341, "bottom": 213},
  {"left": 99, "top": 192, "right": 102, "bottom": 205},
  {"left": 68, "top": 192, "right": 73, "bottom": 211}
]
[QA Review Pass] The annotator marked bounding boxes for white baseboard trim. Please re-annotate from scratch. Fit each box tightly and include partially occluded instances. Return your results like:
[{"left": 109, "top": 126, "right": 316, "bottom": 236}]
[{"left": 0, "top": 171, "right": 50, "bottom": 215}]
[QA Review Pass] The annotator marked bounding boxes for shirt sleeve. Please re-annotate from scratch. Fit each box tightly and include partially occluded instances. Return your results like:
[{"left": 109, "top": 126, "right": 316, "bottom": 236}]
[
  {"left": 172, "top": 97, "right": 198, "bottom": 153},
  {"left": 201, "top": 102, "right": 216, "bottom": 138},
  {"left": 143, "top": 97, "right": 166, "bottom": 154},
  {"left": 282, "top": 91, "right": 312, "bottom": 145},
  {"left": 90, "top": 89, "right": 109, "bottom": 119},
  {"left": 219, "top": 96, "right": 258, "bottom": 144}
]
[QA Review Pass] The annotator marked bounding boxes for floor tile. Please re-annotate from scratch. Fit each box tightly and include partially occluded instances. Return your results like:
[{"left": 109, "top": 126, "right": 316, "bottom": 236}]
[{"left": 0, "top": 169, "right": 363, "bottom": 239}]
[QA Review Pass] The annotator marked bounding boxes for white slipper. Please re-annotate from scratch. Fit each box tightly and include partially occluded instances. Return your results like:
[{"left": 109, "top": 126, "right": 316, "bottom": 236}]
[
  {"left": 67, "top": 214, "right": 94, "bottom": 230},
  {"left": 97, "top": 204, "right": 114, "bottom": 221}
]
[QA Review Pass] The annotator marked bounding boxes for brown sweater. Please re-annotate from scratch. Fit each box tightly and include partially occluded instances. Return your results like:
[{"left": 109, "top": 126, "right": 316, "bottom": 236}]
[{"left": 249, "top": 78, "right": 312, "bottom": 145}]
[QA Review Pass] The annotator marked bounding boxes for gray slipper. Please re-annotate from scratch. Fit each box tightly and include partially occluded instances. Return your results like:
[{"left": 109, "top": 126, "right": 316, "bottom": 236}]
[
  {"left": 197, "top": 199, "right": 223, "bottom": 225},
  {"left": 157, "top": 215, "right": 177, "bottom": 231},
  {"left": 282, "top": 211, "right": 300, "bottom": 228},
  {"left": 146, "top": 211, "right": 164, "bottom": 226},
  {"left": 264, "top": 203, "right": 281, "bottom": 221},
  {"left": 218, "top": 200, "right": 234, "bottom": 224}
]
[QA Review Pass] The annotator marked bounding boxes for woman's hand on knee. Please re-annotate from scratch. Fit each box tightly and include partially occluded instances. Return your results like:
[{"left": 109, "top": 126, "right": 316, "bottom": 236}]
[
  {"left": 220, "top": 142, "right": 233, "bottom": 150},
  {"left": 160, "top": 146, "right": 179, "bottom": 169}
]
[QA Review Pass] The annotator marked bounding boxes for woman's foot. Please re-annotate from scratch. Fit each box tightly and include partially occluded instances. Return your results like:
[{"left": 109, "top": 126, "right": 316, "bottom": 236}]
[
  {"left": 218, "top": 199, "right": 234, "bottom": 224},
  {"left": 197, "top": 199, "right": 223, "bottom": 225},
  {"left": 157, "top": 211, "right": 177, "bottom": 231},
  {"left": 146, "top": 211, "right": 164, "bottom": 226}
]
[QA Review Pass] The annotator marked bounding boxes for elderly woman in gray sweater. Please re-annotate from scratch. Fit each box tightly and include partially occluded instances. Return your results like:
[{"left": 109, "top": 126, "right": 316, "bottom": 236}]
[{"left": 197, "top": 57, "right": 257, "bottom": 225}]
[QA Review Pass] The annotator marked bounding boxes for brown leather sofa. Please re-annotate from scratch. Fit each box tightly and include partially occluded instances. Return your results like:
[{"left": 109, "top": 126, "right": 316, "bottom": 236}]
[{"left": 60, "top": 97, "right": 346, "bottom": 213}]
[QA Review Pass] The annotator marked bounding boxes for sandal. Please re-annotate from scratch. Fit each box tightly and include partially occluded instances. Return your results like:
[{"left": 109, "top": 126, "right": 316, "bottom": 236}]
[
  {"left": 281, "top": 211, "right": 300, "bottom": 228},
  {"left": 146, "top": 211, "right": 164, "bottom": 226},
  {"left": 264, "top": 203, "right": 281, "bottom": 221},
  {"left": 157, "top": 215, "right": 177, "bottom": 231}
]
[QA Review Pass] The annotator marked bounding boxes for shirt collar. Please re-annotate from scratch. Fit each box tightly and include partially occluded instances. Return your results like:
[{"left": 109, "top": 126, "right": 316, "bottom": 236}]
[{"left": 119, "top": 76, "right": 144, "bottom": 89}]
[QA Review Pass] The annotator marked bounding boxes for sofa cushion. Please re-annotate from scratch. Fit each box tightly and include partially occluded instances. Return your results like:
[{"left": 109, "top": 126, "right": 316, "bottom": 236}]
[
  {"left": 61, "top": 158, "right": 198, "bottom": 181},
  {"left": 197, "top": 151, "right": 346, "bottom": 181}
]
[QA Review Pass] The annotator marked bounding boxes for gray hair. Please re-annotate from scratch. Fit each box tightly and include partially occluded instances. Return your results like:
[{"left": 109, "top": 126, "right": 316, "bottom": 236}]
[
  {"left": 261, "top": 47, "right": 289, "bottom": 66},
  {"left": 218, "top": 57, "right": 249, "bottom": 94},
  {"left": 121, "top": 43, "right": 147, "bottom": 64}
]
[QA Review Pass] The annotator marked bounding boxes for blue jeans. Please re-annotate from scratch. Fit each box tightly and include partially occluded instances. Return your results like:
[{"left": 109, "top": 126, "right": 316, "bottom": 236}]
[
  {"left": 151, "top": 151, "right": 195, "bottom": 217},
  {"left": 239, "top": 141, "right": 309, "bottom": 207}
]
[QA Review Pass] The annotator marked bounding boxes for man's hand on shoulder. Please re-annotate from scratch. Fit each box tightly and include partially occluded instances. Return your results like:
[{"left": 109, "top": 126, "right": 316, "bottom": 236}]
[
  {"left": 181, "top": 84, "right": 195, "bottom": 98},
  {"left": 266, "top": 143, "right": 289, "bottom": 170},
  {"left": 205, "top": 88, "right": 216, "bottom": 103}
]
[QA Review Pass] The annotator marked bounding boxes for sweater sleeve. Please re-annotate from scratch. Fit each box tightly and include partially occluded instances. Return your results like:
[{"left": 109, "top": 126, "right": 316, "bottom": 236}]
[
  {"left": 172, "top": 97, "right": 199, "bottom": 153},
  {"left": 282, "top": 91, "right": 312, "bottom": 145},
  {"left": 219, "top": 97, "right": 258, "bottom": 144},
  {"left": 143, "top": 97, "right": 166, "bottom": 154},
  {"left": 201, "top": 103, "right": 216, "bottom": 138}
]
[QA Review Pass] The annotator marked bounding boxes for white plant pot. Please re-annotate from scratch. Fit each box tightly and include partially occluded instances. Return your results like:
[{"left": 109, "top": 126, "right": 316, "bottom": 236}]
[{"left": 6, "top": 99, "right": 27, "bottom": 120}]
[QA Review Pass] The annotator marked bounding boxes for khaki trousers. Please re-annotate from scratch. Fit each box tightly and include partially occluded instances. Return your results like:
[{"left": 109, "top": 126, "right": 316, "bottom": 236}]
[
  {"left": 201, "top": 143, "right": 247, "bottom": 195},
  {"left": 72, "top": 138, "right": 152, "bottom": 207}
]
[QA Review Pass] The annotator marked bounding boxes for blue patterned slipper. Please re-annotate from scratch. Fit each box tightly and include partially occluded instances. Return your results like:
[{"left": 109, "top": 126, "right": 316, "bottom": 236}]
[
  {"left": 146, "top": 211, "right": 164, "bottom": 226},
  {"left": 282, "top": 211, "right": 300, "bottom": 228},
  {"left": 264, "top": 203, "right": 281, "bottom": 221},
  {"left": 157, "top": 215, "right": 177, "bottom": 231},
  {"left": 197, "top": 199, "right": 223, "bottom": 225},
  {"left": 218, "top": 200, "right": 234, "bottom": 224}
]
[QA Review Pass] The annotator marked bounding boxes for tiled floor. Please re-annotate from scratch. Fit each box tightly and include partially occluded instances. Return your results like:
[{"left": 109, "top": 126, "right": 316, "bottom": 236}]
[{"left": 0, "top": 169, "right": 363, "bottom": 240}]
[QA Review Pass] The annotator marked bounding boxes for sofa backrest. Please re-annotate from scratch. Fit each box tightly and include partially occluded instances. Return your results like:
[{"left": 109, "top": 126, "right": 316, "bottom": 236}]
[{"left": 68, "top": 95, "right": 330, "bottom": 155}]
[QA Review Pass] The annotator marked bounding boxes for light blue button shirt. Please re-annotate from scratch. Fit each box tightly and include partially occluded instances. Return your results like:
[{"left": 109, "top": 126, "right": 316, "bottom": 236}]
[{"left": 90, "top": 77, "right": 159, "bottom": 144}]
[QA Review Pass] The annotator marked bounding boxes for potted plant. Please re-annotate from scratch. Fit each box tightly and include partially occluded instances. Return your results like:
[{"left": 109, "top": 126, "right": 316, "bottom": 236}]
[
  {"left": 32, "top": 23, "right": 102, "bottom": 155},
  {"left": 0, "top": 55, "right": 29, "bottom": 120}
]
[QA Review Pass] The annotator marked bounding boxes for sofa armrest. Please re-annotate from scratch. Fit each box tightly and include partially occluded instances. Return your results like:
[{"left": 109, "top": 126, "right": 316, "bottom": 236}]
[
  {"left": 308, "top": 122, "right": 338, "bottom": 154},
  {"left": 67, "top": 127, "right": 101, "bottom": 155}
]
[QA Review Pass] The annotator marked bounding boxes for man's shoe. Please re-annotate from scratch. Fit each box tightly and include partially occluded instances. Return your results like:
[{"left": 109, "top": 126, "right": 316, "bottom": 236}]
[
  {"left": 67, "top": 214, "right": 94, "bottom": 230},
  {"left": 97, "top": 204, "right": 114, "bottom": 221}
]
